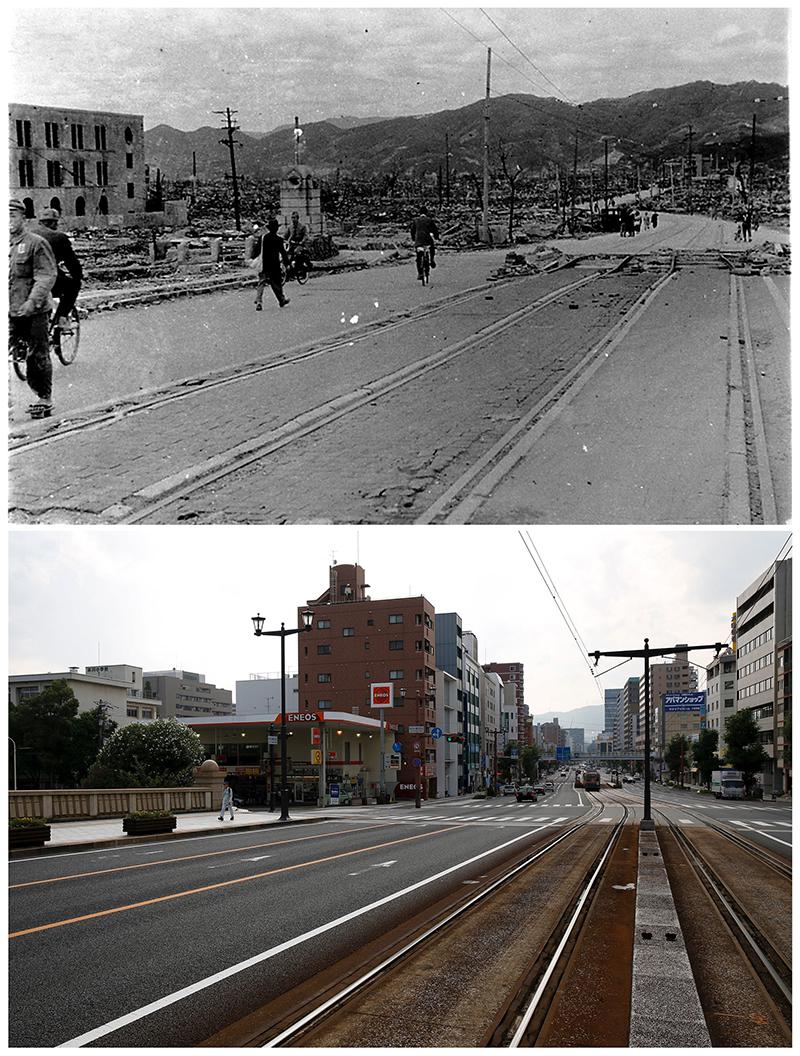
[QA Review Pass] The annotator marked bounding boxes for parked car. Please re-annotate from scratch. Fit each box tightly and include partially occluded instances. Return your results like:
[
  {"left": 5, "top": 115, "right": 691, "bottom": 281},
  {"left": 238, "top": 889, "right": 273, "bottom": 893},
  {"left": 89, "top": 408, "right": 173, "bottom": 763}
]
[
  {"left": 545, "top": 780, "right": 555, "bottom": 789},
  {"left": 533, "top": 784, "right": 546, "bottom": 796},
  {"left": 501, "top": 783, "right": 516, "bottom": 795},
  {"left": 516, "top": 784, "right": 538, "bottom": 802}
]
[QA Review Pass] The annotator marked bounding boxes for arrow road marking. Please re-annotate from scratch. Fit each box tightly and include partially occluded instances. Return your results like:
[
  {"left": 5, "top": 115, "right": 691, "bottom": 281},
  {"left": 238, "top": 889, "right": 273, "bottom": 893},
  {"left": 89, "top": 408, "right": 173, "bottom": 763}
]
[{"left": 348, "top": 860, "right": 397, "bottom": 876}]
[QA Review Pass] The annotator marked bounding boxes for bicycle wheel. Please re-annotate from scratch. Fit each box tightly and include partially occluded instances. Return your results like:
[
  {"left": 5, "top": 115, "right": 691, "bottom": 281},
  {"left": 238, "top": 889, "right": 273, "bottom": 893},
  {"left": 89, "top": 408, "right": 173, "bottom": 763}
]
[
  {"left": 11, "top": 340, "right": 28, "bottom": 381},
  {"left": 55, "top": 308, "right": 80, "bottom": 365},
  {"left": 294, "top": 263, "right": 308, "bottom": 285}
]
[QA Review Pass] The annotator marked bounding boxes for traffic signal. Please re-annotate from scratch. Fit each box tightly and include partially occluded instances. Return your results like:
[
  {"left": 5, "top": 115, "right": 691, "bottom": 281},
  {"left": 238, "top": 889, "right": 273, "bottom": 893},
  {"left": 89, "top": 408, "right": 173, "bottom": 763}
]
[{"left": 446, "top": 734, "right": 464, "bottom": 743}]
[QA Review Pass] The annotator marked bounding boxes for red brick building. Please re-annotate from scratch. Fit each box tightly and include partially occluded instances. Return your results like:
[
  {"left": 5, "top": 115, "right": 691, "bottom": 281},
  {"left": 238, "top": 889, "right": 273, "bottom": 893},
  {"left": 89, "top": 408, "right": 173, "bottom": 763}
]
[
  {"left": 298, "top": 563, "right": 438, "bottom": 797},
  {"left": 484, "top": 661, "right": 527, "bottom": 743}
]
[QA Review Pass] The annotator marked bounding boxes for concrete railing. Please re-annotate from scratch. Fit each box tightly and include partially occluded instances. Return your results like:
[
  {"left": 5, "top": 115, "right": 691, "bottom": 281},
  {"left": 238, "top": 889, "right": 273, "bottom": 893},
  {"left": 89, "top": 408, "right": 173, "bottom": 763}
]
[{"left": 9, "top": 786, "right": 214, "bottom": 821}]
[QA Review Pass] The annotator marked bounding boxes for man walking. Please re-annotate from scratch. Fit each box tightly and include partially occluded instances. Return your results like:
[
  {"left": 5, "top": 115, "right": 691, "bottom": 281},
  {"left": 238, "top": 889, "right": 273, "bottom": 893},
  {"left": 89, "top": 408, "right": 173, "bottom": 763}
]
[
  {"left": 9, "top": 198, "right": 57, "bottom": 418},
  {"left": 255, "top": 217, "right": 291, "bottom": 310},
  {"left": 218, "top": 777, "right": 236, "bottom": 820}
]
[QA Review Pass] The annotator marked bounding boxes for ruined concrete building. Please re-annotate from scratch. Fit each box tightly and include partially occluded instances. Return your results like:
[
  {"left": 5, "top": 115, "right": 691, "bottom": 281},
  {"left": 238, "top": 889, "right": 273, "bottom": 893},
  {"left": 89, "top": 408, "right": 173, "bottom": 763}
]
[{"left": 9, "top": 103, "right": 146, "bottom": 225}]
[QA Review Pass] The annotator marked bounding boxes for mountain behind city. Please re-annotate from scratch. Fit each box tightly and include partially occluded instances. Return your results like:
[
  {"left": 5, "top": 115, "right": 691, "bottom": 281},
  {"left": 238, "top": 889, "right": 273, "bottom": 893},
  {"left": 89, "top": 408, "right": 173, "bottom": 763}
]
[
  {"left": 145, "top": 80, "right": 788, "bottom": 182},
  {"left": 530, "top": 704, "right": 606, "bottom": 736}
]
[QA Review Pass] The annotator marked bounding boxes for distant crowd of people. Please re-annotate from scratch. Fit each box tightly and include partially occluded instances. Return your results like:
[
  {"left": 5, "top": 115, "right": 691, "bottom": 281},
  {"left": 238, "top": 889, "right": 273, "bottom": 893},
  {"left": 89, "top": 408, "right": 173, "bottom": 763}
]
[{"left": 618, "top": 202, "right": 658, "bottom": 237}]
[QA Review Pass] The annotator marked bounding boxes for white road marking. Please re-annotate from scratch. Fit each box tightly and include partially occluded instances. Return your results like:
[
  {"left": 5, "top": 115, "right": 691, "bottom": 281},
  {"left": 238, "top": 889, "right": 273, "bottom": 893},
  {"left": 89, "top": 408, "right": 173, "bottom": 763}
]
[
  {"left": 753, "top": 831, "right": 792, "bottom": 848},
  {"left": 58, "top": 821, "right": 557, "bottom": 1047},
  {"left": 729, "top": 820, "right": 750, "bottom": 828},
  {"left": 774, "top": 821, "right": 793, "bottom": 828},
  {"left": 678, "top": 819, "right": 694, "bottom": 824},
  {"left": 240, "top": 855, "right": 272, "bottom": 862},
  {"left": 348, "top": 860, "right": 397, "bottom": 876}
]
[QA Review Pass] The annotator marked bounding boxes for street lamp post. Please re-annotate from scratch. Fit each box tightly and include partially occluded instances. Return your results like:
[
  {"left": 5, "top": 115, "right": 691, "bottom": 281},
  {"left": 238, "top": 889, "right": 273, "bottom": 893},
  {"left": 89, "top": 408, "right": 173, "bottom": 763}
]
[
  {"left": 9, "top": 737, "right": 18, "bottom": 792},
  {"left": 591, "top": 639, "right": 723, "bottom": 829},
  {"left": 400, "top": 687, "right": 424, "bottom": 809},
  {"left": 252, "top": 609, "right": 314, "bottom": 822}
]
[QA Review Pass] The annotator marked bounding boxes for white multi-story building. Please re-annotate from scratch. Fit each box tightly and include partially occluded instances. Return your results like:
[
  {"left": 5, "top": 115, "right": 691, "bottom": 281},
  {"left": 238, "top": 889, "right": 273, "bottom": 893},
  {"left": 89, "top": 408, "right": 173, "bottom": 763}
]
[
  {"left": 481, "top": 668, "right": 503, "bottom": 787},
  {"left": 236, "top": 672, "right": 299, "bottom": 715},
  {"left": 9, "top": 664, "right": 161, "bottom": 727},
  {"left": 704, "top": 649, "right": 737, "bottom": 741}
]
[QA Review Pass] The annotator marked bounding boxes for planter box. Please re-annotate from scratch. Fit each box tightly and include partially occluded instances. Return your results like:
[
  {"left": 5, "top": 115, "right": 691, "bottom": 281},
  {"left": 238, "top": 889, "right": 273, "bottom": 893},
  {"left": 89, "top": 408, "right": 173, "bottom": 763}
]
[
  {"left": 10, "top": 824, "right": 51, "bottom": 849},
  {"left": 122, "top": 816, "right": 177, "bottom": 837}
]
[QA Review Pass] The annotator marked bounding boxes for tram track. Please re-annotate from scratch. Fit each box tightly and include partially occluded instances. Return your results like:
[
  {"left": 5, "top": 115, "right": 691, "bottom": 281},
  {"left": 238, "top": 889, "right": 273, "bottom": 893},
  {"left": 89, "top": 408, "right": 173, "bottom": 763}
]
[
  {"left": 200, "top": 798, "right": 633, "bottom": 1048},
  {"left": 651, "top": 802, "right": 791, "bottom": 1025}
]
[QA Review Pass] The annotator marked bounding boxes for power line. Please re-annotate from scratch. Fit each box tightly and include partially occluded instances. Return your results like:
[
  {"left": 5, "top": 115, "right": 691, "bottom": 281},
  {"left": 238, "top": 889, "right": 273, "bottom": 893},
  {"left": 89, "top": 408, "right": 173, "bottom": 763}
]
[
  {"left": 440, "top": 9, "right": 562, "bottom": 100},
  {"left": 478, "top": 8, "right": 577, "bottom": 106},
  {"left": 518, "top": 531, "right": 604, "bottom": 699}
]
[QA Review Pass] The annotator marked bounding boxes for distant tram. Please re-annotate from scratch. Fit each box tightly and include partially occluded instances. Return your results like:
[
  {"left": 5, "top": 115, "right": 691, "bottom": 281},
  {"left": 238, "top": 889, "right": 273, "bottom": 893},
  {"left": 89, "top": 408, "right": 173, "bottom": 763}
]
[{"left": 582, "top": 769, "right": 601, "bottom": 791}]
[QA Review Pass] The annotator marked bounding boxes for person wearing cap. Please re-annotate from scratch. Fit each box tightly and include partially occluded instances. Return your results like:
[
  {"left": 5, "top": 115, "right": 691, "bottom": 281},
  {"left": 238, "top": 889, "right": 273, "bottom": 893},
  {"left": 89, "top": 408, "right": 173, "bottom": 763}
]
[
  {"left": 254, "top": 217, "right": 291, "bottom": 310},
  {"left": 33, "top": 207, "right": 83, "bottom": 327},
  {"left": 9, "top": 198, "right": 58, "bottom": 417}
]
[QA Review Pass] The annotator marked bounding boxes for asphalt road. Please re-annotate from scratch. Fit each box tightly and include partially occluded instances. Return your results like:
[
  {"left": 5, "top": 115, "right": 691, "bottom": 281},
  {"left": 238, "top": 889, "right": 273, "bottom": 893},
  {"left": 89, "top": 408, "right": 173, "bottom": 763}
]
[
  {"left": 8, "top": 212, "right": 789, "bottom": 525},
  {"left": 610, "top": 780, "right": 793, "bottom": 858},
  {"left": 9, "top": 783, "right": 586, "bottom": 1048}
]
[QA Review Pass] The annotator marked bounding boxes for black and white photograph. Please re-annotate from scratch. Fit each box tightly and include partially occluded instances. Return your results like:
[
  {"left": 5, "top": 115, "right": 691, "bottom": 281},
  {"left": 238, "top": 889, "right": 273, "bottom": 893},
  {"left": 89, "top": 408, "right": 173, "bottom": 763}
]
[
  {"left": 5, "top": 4, "right": 793, "bottom": 1053},
  {"left": 7, "top": 5, "right": 790, "bottom": 524}
]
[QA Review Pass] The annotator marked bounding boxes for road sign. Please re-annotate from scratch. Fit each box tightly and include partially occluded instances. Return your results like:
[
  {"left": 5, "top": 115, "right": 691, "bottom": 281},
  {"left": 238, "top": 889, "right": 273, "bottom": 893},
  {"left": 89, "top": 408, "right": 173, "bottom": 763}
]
[
  {"left": 413, "top": 742, "right": 420, "bottom": 752},
  {"left": 330, "top": 784, "right": 340, "bottom": 802},
  {"left": 408, "top": 724, "right": 425, "bottom": 733},
  {"left": 311, "top": 727, "right": 321, "bottom": 746},
  {"left": 267, "top": 735, "right": 278, "bottom": 745},
  {"left": 310, "top": 749, "right": 322, "bottom": 765},
  {"left": 413, "top": 758, "right": 422, "bottom": 767},
  {"left": 431, "top": 727, "right": 443, "bottom": 739},
  {"left": 556, "top": 746, "right": 571, "bottom": 761},
  {"left": 392, "top": 741, "right": 403, "bottom": 753}
]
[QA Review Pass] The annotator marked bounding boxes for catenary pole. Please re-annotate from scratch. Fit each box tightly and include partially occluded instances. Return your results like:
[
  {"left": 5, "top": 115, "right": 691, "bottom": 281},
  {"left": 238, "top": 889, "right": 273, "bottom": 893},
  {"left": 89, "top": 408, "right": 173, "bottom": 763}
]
[{"left": 482, "top": 48, "right": 491, "bottom": 242}]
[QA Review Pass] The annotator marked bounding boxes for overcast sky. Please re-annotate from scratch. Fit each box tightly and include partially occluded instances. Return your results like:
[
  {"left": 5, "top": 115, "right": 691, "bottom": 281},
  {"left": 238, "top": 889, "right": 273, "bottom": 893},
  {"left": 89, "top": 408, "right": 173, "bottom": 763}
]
[
  {"left": 8, "top": 527, "right": 790, "bottom": 717},
  {"left": 8, "top": 5, "right": 789, "bottom": 133}
]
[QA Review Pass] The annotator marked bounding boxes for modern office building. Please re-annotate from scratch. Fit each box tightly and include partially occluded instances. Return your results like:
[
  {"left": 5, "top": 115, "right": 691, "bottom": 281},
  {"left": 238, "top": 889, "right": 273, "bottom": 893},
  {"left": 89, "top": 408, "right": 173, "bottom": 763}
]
[
  {"left": 9, "top": 103, "right": 146, "bottom": 221},
  {"left": 621, "top": 677, "right": 641, "bottom": 752},
  {"left": 604, "top": 687, "right": 622, "bottom": 739},
  {"left": 9, "top": 664, "right": 161, "bottom": 727},
  {"left": 735, "top": 557, "right": 792, "bottom": 793},
  {"left": 484, "top": 661, "right": 525, "bottom": 745},
  {"left": 143, "top": 669, "right": 234, "bottom": 719},
  {"left": 638, "top": 649, "right": 698, "bottom": 761},
  {"left": 539, "top": 718, "right": 566, "bottom": 749},
  {"left": 236, "top": 673, "right": 299, "bottom": 716},
  {"left": 299, "top": 563, "right": 438, "bottom": 798},
  {"left": 704, "top": 649, "right": 737, "bottom": 740},
  {"left": 481, "top": 669, "right": 503, "bottom": 788},
  {"left": 563, "top": 727, "right": 585, "bottom": 754}
]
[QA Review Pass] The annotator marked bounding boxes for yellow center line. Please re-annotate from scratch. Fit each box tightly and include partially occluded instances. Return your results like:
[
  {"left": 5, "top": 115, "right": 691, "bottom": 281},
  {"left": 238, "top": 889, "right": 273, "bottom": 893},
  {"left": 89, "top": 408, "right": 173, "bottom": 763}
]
[
  {"left": 9, "top": 822, "right": 390, "bottom": 889},
  {"left": 9, "top": 825, "right": 458, "bottom": 939}
]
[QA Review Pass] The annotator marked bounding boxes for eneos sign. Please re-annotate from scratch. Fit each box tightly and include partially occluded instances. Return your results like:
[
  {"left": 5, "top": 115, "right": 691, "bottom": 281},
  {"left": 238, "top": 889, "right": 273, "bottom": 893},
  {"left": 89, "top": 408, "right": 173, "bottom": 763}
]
[{"left": 370, "top": 682, "right": 394, "bottom": 709}]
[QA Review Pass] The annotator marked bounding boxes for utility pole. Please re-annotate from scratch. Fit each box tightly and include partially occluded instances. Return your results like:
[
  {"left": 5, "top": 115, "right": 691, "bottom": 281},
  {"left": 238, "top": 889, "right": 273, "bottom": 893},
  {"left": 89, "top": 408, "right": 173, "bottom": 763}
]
[
  {"left": 750, "top": 112, "right": 757, "bottom": 199},
  {"left": 686, "top": 124, "right": 694, "bottom": 214},
  {"left": 482, "top": 47, "right": 491, "bottom": 242},
  {"left": 445, "top": 130, "right": 451, "bottom": 205},
  {"left": 603, "top": 137, "right": 609, "bottom": 210},
  {"left": 214, "top": 106, "right": 242, "bottom": 230},
  {"left": 590, "top": 640, "right": 724, "bottom": 828},
  {"left": 588, "top": 167, "right": 594, "bottom": 215},
  {"left": 191, "top": 150, "right": 197, "bottom": 205},
  {"left": 570, "top": 113, "right": 579, "bottom": 232}
]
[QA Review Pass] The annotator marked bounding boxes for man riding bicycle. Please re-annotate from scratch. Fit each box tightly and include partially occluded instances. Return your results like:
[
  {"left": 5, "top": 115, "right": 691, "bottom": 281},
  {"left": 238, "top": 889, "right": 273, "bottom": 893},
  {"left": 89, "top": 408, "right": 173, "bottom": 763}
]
[
  {"left": 284, "top": 211, "right": 309, "bottom": 259},
  {"left": 410, "top": 205, "right": 439, "bottom": 278},
  {"left": 9, "top": 197, "right": 57, "bottom": 418},
  {"left": 33, "top": 207, "right": 83, "bottom": 330}
]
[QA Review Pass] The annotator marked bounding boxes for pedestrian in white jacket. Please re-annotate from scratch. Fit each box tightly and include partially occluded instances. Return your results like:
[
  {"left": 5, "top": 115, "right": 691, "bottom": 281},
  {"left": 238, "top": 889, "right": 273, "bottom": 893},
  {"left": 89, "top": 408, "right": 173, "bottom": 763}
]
[{"left": 218, "top": 778, "right": 235, "bottom": 820}]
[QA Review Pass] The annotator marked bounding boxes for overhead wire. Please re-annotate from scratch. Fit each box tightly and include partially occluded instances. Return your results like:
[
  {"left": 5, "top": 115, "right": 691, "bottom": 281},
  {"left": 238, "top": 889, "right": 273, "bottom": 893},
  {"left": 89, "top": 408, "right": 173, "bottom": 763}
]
[
  {"left": 518, "top": 531, "right": 604, "bottom": 700},
  {"left": 478, "top": 8, "right": 577, "bottom": 106}
]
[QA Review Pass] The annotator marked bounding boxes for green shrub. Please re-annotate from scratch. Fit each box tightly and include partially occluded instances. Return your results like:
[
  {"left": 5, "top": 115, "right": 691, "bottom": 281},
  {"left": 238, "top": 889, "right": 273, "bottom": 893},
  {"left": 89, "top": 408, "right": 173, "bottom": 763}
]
[
  {"left": 125, "top": 809, "right": 175, "bottom": 820},
  {"left": 10, "top": 817, "right": 48, "bottom": 828}
]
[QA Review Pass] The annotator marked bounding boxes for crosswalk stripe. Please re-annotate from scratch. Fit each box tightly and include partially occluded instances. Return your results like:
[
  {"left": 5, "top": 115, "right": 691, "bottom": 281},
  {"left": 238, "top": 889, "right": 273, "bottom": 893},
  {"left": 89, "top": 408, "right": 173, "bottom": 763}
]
[
  {"left": 774, "top": 821, "right": 793, "bottom": 828},
  {"left": 729, "top": 820, "right": 750, "bottom": 828}
]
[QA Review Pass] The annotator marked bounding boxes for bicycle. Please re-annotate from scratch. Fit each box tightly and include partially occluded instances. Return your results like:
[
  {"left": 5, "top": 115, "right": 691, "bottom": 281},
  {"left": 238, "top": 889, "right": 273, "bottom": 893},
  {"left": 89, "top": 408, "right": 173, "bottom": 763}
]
[
  {"left": 415, "top": 245, "right": 431, "bottom": 285},
  {"left": 10, "top": 303, "right": 80, "bottom": 382},
  {"left": 285, "top": 247, "right": 309, "bottom": 285}
]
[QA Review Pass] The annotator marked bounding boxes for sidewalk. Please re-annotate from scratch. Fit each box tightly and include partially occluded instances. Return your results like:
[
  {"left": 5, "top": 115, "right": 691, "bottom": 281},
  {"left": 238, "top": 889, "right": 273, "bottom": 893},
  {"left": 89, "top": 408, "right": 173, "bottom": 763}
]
[{"left": 10, "top": 807, "right": 331, "bottom": 857}]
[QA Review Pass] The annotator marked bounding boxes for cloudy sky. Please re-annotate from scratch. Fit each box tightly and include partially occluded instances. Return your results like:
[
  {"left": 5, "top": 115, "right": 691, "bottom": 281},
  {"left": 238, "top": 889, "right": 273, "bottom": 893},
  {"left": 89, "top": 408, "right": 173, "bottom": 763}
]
[
  {"left": 8, "top": 527, "right": 790, "bottom": 717},
  {"left": 8, "top": 5, "right": 789, "bottom": 133}
]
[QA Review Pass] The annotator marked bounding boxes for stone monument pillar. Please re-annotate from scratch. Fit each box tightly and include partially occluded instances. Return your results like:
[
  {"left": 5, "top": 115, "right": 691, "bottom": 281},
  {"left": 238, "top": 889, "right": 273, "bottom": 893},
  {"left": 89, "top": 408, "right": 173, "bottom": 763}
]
[{"left": 280, "top": 165, "right": 325, "bottom": 236}]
